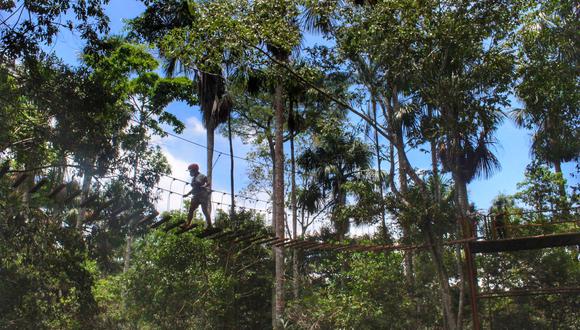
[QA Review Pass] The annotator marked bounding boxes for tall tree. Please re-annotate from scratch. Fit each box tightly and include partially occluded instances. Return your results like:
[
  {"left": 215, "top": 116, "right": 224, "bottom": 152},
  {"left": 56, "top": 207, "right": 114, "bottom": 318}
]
[
  {"left": 514, "top": 0, "right": 579, "bottom": 175},
  {"left": 131, "top": 0, "right": 234, "bottom": 218}
]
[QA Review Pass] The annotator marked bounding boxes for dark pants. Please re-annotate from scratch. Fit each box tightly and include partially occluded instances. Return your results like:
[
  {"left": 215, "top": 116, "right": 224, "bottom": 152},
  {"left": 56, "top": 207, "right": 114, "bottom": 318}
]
[{"left": 187, "top": 193, "right": 211, "bottom": 227}]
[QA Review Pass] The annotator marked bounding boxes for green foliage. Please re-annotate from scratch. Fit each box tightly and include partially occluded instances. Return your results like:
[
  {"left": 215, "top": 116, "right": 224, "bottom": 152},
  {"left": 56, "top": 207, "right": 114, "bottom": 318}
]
[
  {"left": 287, "top": 252, "right": 416, "bottom": 329},
  {"left": 515, "top": 162, "right": 570, "bottom": 212},
  {"left": 0, "top": 0, "right": 110, "bottom": 59},
  {"left": 1, "top": 1, "right": 579, "bottom": 328},
  {"left": 479, "top": 247, "right": 580, "bottom": 329},
  {"left": 297, "top": 123, "right": 376, "bottom": 238},
  {"left": 514, "top": 0, "right": 580, "bottom": 167},
  {"left": 116, "top": 211, "right": 273, "bottom": 329},
  {"left": 0, "top": 198, "right": 99, "bottom": 329}
]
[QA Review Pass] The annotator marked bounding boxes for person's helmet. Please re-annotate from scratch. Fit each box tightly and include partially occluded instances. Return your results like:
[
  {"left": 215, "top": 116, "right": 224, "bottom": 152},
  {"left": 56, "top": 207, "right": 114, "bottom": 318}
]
[{"left": 187, "top": 163, "right": 199, "bottom": 171}]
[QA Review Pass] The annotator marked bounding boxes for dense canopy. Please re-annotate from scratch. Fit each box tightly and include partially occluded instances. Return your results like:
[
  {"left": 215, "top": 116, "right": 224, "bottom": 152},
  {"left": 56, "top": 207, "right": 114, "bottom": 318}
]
[{"left": 1, "top": 0, "right": 578, "bottom": 329}]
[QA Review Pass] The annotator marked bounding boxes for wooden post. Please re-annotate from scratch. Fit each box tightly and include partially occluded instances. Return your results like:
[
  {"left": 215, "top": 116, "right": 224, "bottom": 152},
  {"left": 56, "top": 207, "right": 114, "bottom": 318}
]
[{"left": 464, "top": 215, "right": 480, "bottom": 330}]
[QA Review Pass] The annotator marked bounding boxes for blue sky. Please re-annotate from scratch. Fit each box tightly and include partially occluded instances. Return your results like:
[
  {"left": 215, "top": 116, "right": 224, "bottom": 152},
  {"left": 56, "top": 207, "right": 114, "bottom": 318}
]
[{"left": 47, "top": 1, "right": 577, "bottom": 218}]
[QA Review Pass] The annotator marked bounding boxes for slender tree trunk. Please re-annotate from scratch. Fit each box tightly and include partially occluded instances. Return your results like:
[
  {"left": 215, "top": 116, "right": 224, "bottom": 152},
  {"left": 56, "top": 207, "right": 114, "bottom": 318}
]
[
  {"left": 453, "top": 170, "right": 472, "bottom": 240},
  {"left": 273, "top": 81, "right": 285, "bottom": 329},
  {"left": 124, "top": 118, "right": 144, "bottom": 272},
  {"left": 372, "top": 95, "right": 387, "bottom": 239},
  {"left": 78, "top": 166, "right": 93, "bottom": 230},
  {"left": 228, "top": 114, "right": 235, "bottom": 218},
  {"left": 455, "top": 242, "right": 465, "bottom": 330},
  {"left": 428, "top": 106, "right": 441, "bottom": 203},
  {"left": 206, "top": 121, "right": 215, "bottom": 221},
  {"left": 396, "top": 127, "right": 414, "bottom": 288},
  {"left": 267, "top": 132, "right": 276, "bottom": 229},
  {"left": 291, "top": 128, "right": 299, "bottom": 299},
  {"left": 553, "top": 160, "right": 569, "bottom": 203},
  {"left": 425, "top": 221, "right": 458, "bottom": 330},
  {"left": 452, "top": 169, "right": 471, "bottom": 330},
  {"left": 554, "top": 160, "right": 562, "bottom": 175}
]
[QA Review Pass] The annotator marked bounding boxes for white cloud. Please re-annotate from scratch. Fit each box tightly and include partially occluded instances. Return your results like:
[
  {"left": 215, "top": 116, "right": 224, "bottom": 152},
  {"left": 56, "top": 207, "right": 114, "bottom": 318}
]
[
  {"left": 186, "top": 116, "right": 206, "bottom": 136},
  {"left": 155, "top": 147, "right": 189, "bottom": 212}
]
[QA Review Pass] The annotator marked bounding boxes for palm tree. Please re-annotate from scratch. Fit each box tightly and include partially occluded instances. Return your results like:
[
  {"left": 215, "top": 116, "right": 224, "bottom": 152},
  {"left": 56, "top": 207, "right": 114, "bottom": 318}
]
[
  {"left": 298, "top": 127, "right": 373, "bottom": 240},
  {"left": 133, "top": 0, "right": 234, "bottom": 216},
  {"left": 514, "top": 0, "right": 579, "bottom": 176}
]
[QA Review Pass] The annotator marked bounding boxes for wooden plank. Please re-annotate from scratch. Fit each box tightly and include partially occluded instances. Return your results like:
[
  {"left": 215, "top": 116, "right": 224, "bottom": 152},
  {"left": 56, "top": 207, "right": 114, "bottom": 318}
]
[
  {"left": 197, "top": 227, "right": 222, "bottom": 238},
  {"left": 109, "top": 204, "right": 130, "bottom": 218},
  {"left": 79, "top": 194, "right": 99, "bottom": 207},
  {"left": 47, "top": 183, "right": 67, "bottom": 198},
  {"left": 210, "top": 230, "right": 237, "bottom": 240},
  {"left": 221, "top": 229, "right": 253, "bottom": 242},
  {"left": 246, "top": 234, "right": 273, "bottom": 244},
  {"left": 266, "top": 238, "right": 290, "bottom": 246},
  {"left": 167, "top": 220, "right": 188, "bottom": 232},
  {"left": 305, "top": 243, "right": 334, "bottom": 251},
  {"left": 233, "top": 232, "right": 260, "bottom": 244},
  {"left": 150, "top": 214, "right": 171, "bottom": 228},
  {"left": 285, "top": 240, "right": 316, "bottom": 249},
  {"left": 11, "top": 174, "right": 28, "bottom": 188},
  {"left": 469, "top": 232, "right": 580, "bottom": 253},
  {"left": 272, "top": 238, "right": 301, "bottom": 247},
  {"left": 252, "top": 237, "right": 282, "bottom": 246},
  {"left": 292, "top": 241, "right": 320, "bottom": 250},
  {"left": 63, "top": 189, "right": 82, "bottom": 204},
  {"left": 0, "top": 163, "right": 9, "bottom": 179},
  {"left": 87, "top": 199, "right": 115, "bottom": 220},
  {"left": 478, "top": 287, "right": 580, "bottom": 299},
  {"left": 123, "top": 210, "right": 143, "bottom": 223},
  {"left": 137, "top": 211, "right": 159, "bottom": 226},
  {"left": 28, "top": 178, "right": 48, "bottom": 193}
]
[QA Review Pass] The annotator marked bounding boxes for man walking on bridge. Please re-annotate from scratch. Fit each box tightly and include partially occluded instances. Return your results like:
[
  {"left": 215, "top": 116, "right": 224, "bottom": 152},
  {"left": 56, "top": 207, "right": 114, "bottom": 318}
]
[{"left": 182, "top": 163, "right": 211, "bottom": 229}]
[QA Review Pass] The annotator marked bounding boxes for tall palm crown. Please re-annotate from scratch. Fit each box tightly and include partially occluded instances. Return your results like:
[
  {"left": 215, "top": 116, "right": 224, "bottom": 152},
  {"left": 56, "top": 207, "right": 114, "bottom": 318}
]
[{"left": 298, "top": 126, "right": 373, "bottom": 238}]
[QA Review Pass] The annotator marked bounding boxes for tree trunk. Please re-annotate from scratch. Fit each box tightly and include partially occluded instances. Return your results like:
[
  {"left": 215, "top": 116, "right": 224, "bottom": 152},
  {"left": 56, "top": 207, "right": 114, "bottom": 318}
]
[
  {"left": 124, "top": 118, "right": 144, "bottom": 272},
  {"left": 372, "top": 95, "right": 387, "bottom": 239},
  {"left": 397, "top": 129, "right": 414, "bottom": 288},
  {"left": 78, "top": 167, "right": 93, "bottom": 230},
  {"left": 452, "top": 170, "right": 471, "bottom": 329},
  {"left": 554, "top": 159, "right": 562, "bottom": 175},
  {"left": 228, "top": 113, "right": 235, "bottom": 218},
  {"left": 267, "top": 132, "right": 276, "bottom": 230},
  {"left": 291, "top": 127, "right": 299, "bottom": 299},
  {"left": 206, "top": 121, "right": 215, "bottom": 222},
  {"left": 428, "top": 106, "right": 441, "bottom": 203},
  {"left": 273, "top": 81, "right": 285, "bottom": 329},
  {"left": 455, "top": 242, "right": 465, "bottom": 330},
  {"left": 425, "top": 221, "right": 458, "bottom": 330}
]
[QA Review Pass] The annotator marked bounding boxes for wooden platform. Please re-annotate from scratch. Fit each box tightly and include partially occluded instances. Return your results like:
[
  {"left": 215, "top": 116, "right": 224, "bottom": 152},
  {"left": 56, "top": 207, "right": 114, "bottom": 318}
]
[{"left": 469, "top": 232, "right": 580, "bottom": 253}]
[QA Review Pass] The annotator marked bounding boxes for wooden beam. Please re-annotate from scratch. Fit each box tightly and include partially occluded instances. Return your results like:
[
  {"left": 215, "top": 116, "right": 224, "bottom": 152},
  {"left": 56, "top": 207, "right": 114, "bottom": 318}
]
[
  {"left": 246, "top": 234, "right": 273, "bottom": 244},
  {"left": 272, "top": 238, "right": 301, "bottom": 247},
  {"left": 265, "top": 238, "right": 290, "bottom": 246},
  {"left": 79, "top": 194, "right": 99, "bottom": 207},
  {"left": 150, "top": 214, "right": 171, "bottom": 228},
  {"left": 233, "top": 232, "right": 260, "bottom": 243},
  {"left": 197, "top": 227, "right": 222, "bottom": 238},
  {"left": 469, "top": 232, "right": 580, "bottom": 253},
  {"left": 137, "top": 211, "right": 159, "bottom": 226},
  {"left": 63, "top": 189, "right": 82, "bottom": 204},
  {"left": 210, "top": 230, "right": 236, "bottom": 240},
  {"left": 478, "top": 287, "right": 580, "bottom": 299},
  {"left": 28, "top": 178, "right": 48, "bottom": 193},
  {"left": 293, "top": 241, "right": 321, "bottom": 250},
  {"left": 87, "top": 199, "right": 115, "bottom": 220},
  {"left": 252, "top": 237, "right": 282, "bottom": 246},
  {"left": 167, "top": 220, "right": 188, "bottom": 233},
  {"left": 47, "top": 183, "right": 67, "bottom": 199},
  {"left": 221, "top": 229, "right": 253, "bottom": 242},
  {"left": 11, "top": 174, "right": 28, "bottom": 188},
  {"left": 0, "top": 163, "right": 9, "bottom": 179}
]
